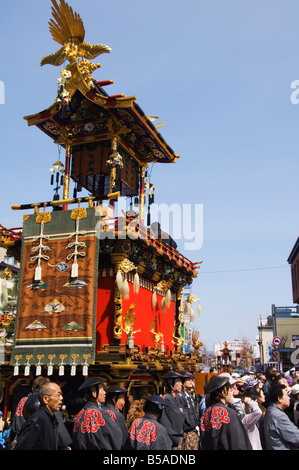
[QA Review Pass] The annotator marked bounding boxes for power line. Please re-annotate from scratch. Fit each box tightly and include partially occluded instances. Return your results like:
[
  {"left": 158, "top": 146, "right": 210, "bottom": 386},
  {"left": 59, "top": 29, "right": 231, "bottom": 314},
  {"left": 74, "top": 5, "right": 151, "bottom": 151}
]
[{"left": 199, "top": 265, "right": 289, "bottom": 274}]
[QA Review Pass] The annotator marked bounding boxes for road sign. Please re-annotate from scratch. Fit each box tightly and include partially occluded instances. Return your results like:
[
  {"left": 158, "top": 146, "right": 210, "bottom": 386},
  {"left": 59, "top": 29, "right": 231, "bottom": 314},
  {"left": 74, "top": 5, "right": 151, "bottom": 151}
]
[{"left": 272, "top": 336, "right": 282, "bottom": 347}]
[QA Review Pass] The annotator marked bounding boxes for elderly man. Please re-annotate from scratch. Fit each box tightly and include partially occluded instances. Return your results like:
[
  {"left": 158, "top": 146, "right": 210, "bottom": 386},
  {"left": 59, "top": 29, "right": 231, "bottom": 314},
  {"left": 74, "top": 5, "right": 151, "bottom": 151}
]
[
  {"left": 15, "top": 382, "right": 64, "bottom": 450},
  {"left": 264, "top": 383, "right": 299, "bottom": 450}
]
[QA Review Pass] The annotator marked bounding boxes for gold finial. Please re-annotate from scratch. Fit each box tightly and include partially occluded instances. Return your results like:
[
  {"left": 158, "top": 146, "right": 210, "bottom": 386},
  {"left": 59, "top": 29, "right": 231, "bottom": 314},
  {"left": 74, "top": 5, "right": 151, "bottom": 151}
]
[{"left": 40, "top": 0, "right": 111, "bottom": 67}]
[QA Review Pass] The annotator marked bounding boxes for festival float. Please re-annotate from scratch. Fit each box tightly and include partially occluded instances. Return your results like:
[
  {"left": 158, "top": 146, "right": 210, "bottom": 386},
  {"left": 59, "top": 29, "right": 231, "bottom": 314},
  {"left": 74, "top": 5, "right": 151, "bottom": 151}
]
[{"left": 0, "top": 0, "right": 203, "bottom": 414}]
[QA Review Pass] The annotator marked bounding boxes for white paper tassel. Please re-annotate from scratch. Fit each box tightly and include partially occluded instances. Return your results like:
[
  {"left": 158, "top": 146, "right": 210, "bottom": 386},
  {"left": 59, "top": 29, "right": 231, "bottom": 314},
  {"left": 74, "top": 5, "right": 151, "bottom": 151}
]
[
  {"left": 12, "top": 281, "right": 18, "bottom": 299},
  {"left": 1, "top": 279, "right": 8, "bottom": 304},
  {"left": 34, "top": 266, "right": 42, "bottom": 281},
  {"left": 71, "top": 261, "right": 78, "bottom": 278},
  {"left": 189, "top": 307, "right": 195, "bottom": 322},
  {"left": 197, "top": 303, "right": 202, "bottom": 315},
  {"left": 47, "top": 364, "right": 53, "bottom": 376},
  {"left": 71, "top": 364, "right": 77, "bottom": 376},
  {"left": 24, "top": 365, "right": 30, "bottom": 376},
  {"left": 13, "top": 365, "right": 19, "bottom": 376},
  {"left": 152, "top": 290, "right": 157, "bottom": 309},
  {"left": 82, "top": 364, "right": 89, "bottom": 376},
  {"left": 133, "top": 271, "right": 140, "bottom": 294},
  {"left": 165, "top": 289, "right": 171, "bottom": 307},
  {"left": 161, "top": 297, "right": 167, "bottom": 312},
  {"left": 116, "top": 270, "right": 123, "bottom": 291},
  {"left": 59, "top": 365, "right": 65, "bottom": 376},
  {"left": 36, "top": 365, "right": 42, "bottom": 376},
  {"left": 122, "top": 278, "right": 130, "bottom": 299}
]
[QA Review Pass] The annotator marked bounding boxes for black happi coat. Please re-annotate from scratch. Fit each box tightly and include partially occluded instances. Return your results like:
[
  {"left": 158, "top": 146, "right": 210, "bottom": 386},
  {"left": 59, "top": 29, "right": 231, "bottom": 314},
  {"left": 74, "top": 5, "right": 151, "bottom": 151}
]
[
  {"left": 72, "top": 401, "right": 123, "bottom": 450},
  {"left": 14, "top": 406, "right": 59, "bottom": 450},
  {"left": 11, "top": 394, "right": 71, "bottom": 449},
  {"left": 177, "top": 392, "right": 199, "bottom": 431},
  {"left": 102, "top": 403, "right": 129, "bottom": 449},
  {"left": 159, "top": 393, "right": 186, "bottom": 447},
  {"left": 200, "top": 402, "right": 252, "bottom": 450},
  {"left": 127, "top": 413, "right": 173, "bottom": 450}
]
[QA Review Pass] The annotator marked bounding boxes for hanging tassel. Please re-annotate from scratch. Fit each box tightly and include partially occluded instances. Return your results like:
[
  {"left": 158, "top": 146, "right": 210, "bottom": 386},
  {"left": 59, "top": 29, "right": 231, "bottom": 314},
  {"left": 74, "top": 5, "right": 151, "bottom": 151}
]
[
  {"left": 71, "top": 364, "right": 77, "bottom": 376},
  {"left": 165, "top": 288, "right": 171, "bottom": 308},
  {"left": 189, "top": 307, "right": 195, "bottom": 322},
  {"left": 34, "top": 266, "right": 42, "bottom": 281},
  {"left": 116, "top": 269, "right": 123, "bottom": 292},
  {"left": 11, "top": 281, "right": 18, "bottom": 299},
  {"left": 13, "top": 364, "right": 19, "bottom": 376},
  {"left": 1, "top": 279, "right": 8, "bottom": 304},
  {"left": 133, "top": 270, "right": 140, "bottom": 294},
  {"left": 59, "top": 364, "right": 65, "bottom": 376},
  {"left": 161, "top": 297, "right": 167, "bottom": 312},
  {"left": 71, "top": 261, "right": 78, "bottom": 278},
  {"left": 36, "top": 364, "right": 42, "bottom": 376},
  {"left": 24, "top": 364, "right": 30, "bottom": 376},
  {"left": 152, "top": 289, "right": 157, "bottom": 309},
  {"left": 82, "top": 363, "right": 89, "bottom": 376},
  {"left": 122, "top": 276, "right": 130, "bottom": 300},
  {"left": 197, "top": 303, "right": 202, "bottom": 315}
]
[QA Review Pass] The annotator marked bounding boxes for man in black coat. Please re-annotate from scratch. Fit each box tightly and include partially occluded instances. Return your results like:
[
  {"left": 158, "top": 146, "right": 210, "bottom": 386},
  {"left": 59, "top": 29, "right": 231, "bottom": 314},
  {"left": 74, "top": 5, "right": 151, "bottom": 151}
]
[
  {"left": 15, "top": 382, "right": 64, "bottom": 450},
  {"left": 102, "top": 386, "right": 129, "bottom": 449},
  {"left": 200, "top": 375, "right": 252, "bottom": 450},
  {"left": 72, "top": 377, "right": 122, "bottom": 450}
]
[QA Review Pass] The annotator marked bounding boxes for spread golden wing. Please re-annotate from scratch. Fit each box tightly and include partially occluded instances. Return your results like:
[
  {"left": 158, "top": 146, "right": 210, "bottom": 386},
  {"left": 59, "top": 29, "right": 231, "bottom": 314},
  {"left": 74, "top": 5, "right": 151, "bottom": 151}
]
[
  {"left": 79, "top": 42, "right": 112, "bottom": 59},
  {"left": 40, "top": 47, "right": 66, "bottom": 66},
  {"left": 124, "top": 304, "right": 136, "bottom": 329},
  {"left": 49, "top": 0, "right": 85, "bottom": 45}
]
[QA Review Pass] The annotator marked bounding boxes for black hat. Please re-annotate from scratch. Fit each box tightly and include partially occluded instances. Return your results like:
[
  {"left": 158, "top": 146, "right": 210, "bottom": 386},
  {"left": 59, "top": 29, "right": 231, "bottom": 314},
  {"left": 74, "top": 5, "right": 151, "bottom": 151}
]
[
  {"left": 180, "top": 370, "right": 195, "bottom": 380},
  {"left": 78, "top": 377, "right": 107, "bottom": 392},
  {"left": 106, "top": 386, "right": 127, "bottom": 395},
  {"left": 145, "top": 395, "right": 167, "bottom": 406},
  {"left": 23, "top": 394, "right": 40, "bottom": 419},
  {"left": 204, "top": 375, "right": 230, "bottom": 394},
  {"left": 162, "top": 371, "right": 184, "bottom": 381}
]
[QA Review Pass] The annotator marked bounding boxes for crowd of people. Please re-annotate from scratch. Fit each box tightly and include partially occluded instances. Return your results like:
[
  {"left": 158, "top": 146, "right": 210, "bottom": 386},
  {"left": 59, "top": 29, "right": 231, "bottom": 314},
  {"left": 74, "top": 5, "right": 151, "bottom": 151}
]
[{"left": 0, "top": 366, "right": 299, "bottom": 451}]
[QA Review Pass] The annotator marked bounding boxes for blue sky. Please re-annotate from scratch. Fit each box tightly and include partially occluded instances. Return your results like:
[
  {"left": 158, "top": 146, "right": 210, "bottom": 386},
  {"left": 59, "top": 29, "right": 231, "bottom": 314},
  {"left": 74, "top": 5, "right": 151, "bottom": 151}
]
[{"left": 1, "top": 1, "right": 299, "bottom": 351}]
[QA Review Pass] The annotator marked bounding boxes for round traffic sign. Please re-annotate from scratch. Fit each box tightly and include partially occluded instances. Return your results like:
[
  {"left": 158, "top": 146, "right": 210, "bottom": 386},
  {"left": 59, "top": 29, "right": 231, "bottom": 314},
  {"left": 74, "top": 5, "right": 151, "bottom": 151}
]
[{"left": 272, "top": 336, "right": 282, "bottom": 347}]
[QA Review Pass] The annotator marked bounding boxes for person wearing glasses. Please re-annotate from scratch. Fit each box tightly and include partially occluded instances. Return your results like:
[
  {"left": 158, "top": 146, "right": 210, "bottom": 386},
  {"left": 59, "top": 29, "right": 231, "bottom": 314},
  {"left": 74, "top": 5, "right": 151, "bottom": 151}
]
[{"left": 14, "top": 382, "right": 65, "bottom": 450}]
